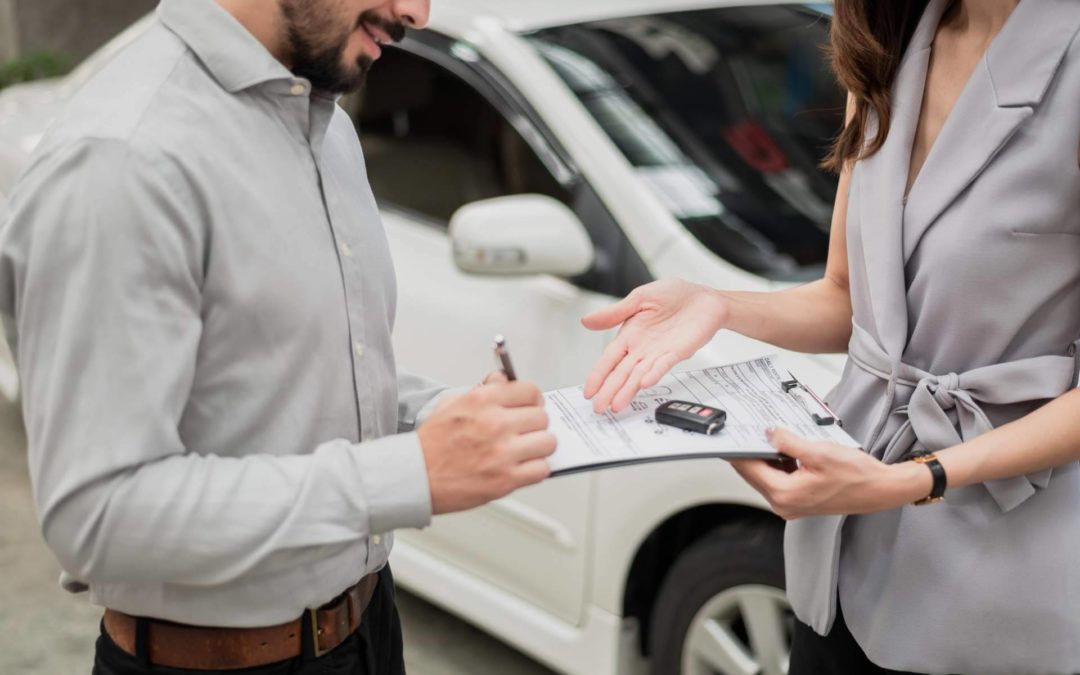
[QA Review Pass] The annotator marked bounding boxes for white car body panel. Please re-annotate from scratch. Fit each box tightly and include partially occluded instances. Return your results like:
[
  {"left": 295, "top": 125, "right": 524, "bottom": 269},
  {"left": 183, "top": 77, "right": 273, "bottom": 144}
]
[
  {"left": 384, "top": 12, "right": 842, "bottom": 673},
  {"left": 465, "top": 18, "right": 687, "bottom": 264},
  {"left": 384, "top": 208, "right": 607, "bottom": 626},
  {"left": 392, "top": 538, "right": 648, "bottom": 675}
]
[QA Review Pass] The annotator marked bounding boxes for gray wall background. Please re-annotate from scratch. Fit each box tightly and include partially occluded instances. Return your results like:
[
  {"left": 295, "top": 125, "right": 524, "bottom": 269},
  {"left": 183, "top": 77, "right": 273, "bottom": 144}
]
[{"left": 0, "top": 0, "right": 155, "bottom": 62}]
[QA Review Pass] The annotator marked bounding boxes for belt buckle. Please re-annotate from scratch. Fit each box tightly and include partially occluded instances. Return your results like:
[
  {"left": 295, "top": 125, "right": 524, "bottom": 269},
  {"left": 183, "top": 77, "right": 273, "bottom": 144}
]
[
  {"left": 309, "top": 586, "right": 358, "bottom": 660},
  {"left": 308, "top": 608, "right": 330, "bottom": 659}
]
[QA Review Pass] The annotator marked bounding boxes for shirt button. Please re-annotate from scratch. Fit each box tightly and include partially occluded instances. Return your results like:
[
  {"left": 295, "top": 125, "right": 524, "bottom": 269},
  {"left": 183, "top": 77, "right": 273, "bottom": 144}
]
[
  {"left": 289, "top": 82, "right": 307, "bottom": 96},
  {"left": 372, "top": 535, "right": 382, "bottom": 546},
  {"left": 339, "top": 242, "right": 353, "bottom": 258},
  {"left": 354, "top": 342, "right": 364, "bottom": 359}
]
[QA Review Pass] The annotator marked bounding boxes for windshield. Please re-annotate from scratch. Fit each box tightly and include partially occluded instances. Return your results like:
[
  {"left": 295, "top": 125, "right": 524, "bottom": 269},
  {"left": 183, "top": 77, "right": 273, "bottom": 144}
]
[{"left": 527, "top": 4, "right": 843, "bottom": 280}]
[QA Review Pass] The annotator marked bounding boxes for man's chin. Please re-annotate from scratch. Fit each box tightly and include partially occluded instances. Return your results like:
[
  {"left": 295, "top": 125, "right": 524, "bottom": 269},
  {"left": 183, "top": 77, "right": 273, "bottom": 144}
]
[
  {"left": 300, "top": 58, "right": 372, "bottom": 95},
  {"left": 335, "top": 58, "right": 373, "bottom": 94}
]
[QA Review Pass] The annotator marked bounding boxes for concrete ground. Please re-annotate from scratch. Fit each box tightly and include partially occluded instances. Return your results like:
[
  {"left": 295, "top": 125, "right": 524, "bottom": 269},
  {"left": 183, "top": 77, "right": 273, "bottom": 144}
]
[{"left": 0, "top": 397, "right": 555, "bottom": 675}]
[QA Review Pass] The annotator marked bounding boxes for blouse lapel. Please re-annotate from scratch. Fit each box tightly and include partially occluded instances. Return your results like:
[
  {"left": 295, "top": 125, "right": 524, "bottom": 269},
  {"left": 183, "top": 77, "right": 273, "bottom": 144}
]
[
  {"left": 858, "top": 0, "right": 947, "bottom": 361},
  {"left": 902, "top": 0, "right": 1080, "bottom": 262}
]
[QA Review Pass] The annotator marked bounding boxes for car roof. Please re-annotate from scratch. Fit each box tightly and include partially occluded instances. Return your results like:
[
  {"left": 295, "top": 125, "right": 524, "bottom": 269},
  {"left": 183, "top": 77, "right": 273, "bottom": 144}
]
[{"left": 429, "top": 0, "right": 815, "bottom": 37}]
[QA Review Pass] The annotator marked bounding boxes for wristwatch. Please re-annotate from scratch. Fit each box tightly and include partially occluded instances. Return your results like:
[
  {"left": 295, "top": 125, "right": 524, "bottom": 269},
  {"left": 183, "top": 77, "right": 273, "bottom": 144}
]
[{"left": 909, "top": 449, "right": 947, "bottom": 505}]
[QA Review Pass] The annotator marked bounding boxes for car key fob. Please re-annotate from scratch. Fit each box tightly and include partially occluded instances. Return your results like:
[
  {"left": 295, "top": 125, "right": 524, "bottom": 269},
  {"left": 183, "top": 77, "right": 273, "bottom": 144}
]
[{"left": 656, "top": 400, "right": 727, "bottom": 435}]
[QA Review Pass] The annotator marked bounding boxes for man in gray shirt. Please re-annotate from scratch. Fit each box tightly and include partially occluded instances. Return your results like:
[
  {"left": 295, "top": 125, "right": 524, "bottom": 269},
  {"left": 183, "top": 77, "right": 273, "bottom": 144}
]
[{"left": 0, "top": 0, "right": 556, "bottom": 672}]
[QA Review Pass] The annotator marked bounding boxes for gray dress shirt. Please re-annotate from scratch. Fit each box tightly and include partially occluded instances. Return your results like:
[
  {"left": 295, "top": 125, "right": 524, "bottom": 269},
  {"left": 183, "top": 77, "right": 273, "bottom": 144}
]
[{"left": 0, "top": 0, "right": 449, "bottom": 627}]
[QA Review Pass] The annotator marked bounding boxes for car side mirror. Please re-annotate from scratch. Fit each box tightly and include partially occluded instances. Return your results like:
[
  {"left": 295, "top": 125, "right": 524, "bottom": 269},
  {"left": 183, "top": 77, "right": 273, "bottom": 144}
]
[{"left": 450, "top": 195, "right": 595, "bottom": 277}]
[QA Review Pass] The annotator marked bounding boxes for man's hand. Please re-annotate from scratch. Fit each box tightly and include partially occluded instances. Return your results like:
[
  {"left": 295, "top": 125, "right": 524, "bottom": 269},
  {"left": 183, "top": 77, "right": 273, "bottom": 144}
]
[{"left": 418, "top": 380, "right": 556, "bottom": 515}]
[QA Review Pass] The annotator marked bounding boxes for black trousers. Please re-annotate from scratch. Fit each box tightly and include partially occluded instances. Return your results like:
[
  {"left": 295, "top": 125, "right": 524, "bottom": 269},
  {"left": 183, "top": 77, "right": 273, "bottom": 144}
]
[
  {"left": 789, "top": 601, "right": 922, "bottom": 675},
  {"left": 93, "top": 567, "right": 405, "bottom": 675}
]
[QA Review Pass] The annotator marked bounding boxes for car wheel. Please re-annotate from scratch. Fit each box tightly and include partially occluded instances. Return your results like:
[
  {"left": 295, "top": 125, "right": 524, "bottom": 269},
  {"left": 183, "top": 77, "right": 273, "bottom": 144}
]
[{"left": 648, "top": 521, "right": 791, "bottom": 675}]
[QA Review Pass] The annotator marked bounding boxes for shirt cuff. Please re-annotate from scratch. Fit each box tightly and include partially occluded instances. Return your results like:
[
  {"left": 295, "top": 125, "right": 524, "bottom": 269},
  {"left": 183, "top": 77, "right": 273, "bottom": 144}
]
[{"left": 352, "top": 432, "right": 433, "bottom": 535}]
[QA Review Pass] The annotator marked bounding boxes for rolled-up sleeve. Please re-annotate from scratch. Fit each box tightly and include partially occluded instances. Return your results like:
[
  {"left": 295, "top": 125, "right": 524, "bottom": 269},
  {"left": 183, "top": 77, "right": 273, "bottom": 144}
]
[{"left": 0, "top": 139, "right": 432, "bottom": 587}]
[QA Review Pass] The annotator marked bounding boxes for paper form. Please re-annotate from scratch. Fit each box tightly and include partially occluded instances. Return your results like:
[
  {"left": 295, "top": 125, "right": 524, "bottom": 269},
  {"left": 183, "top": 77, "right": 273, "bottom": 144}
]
[{"left": 545, "top": 355, "right": 860, "bottom": 476}]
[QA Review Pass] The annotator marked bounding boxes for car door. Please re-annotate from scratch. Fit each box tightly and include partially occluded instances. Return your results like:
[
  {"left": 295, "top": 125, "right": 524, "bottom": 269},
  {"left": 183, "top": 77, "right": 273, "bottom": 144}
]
[{"left": 347, "top": 35, "right": 640, "bottom": 625}]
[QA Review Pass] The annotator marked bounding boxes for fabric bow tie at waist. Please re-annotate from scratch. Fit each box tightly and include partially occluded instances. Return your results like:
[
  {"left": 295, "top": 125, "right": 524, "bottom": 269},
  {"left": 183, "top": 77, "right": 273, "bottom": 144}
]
[{"left": 847, "top": 323, "right": 1076, "bottom": 512}]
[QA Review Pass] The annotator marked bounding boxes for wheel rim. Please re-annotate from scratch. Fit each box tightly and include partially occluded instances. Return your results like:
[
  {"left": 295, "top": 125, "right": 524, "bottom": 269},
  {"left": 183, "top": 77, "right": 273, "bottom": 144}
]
[{"left": 680, "top": 584, "right": 793, "bottom": 675}]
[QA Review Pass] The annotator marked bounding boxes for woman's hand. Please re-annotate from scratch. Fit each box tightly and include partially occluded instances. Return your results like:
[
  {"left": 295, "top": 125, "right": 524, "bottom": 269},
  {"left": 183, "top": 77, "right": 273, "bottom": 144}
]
[
  {"left": 730, "top": 429, "right": 933, "bottom": 520},
  {"left": 581, "top": 279, "right": 728, "bottom": 413}
]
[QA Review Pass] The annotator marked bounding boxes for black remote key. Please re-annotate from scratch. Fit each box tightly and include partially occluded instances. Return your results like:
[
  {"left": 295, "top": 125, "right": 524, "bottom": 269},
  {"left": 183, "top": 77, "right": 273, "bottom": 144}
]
[{"left": 655, "top": 400, "right": 727, "bottom": 435}]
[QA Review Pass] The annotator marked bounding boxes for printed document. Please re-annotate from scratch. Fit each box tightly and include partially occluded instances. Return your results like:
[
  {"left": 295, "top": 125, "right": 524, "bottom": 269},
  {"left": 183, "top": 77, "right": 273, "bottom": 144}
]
[{"left": 545, "top": 355, "right": 860, "bottom": 476}]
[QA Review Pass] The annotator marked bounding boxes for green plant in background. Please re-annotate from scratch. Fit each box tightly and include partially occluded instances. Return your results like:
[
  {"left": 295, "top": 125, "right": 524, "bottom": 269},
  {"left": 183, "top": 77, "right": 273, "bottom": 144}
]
[{"left": 0, "top": 51, "right": 71, "bottom": 91}]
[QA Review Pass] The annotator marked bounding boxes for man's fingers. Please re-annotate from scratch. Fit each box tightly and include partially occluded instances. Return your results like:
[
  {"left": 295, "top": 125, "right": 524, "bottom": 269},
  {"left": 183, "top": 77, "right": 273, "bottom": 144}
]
[
  {"left": 505, "top": 431, "right": 558, "bottom": 462},
  {"left": 610, "top": 359, "right": 652, "bottom": 413},
  {"left": 501, "top": 407, "right": 550, "bottom": 434},
  {"left": 510, "top": 458, "right": 552, "bottom": 488},
  {"left": 592, "top": 351, "right": 642, "bottom": 413},
  {"left": 483, "top": 370, "right": 509, "bottom": 386},
  {"left": 482, "top": 381, "right": 545, "bottom": 407},
  {"left": 640, "top": 352, "right": 681, "bottom": 389},
  {"left": 581, "top": 294, "right": 639, "bottom": 332},
  {"left": 584, "top": 339, "right": 629, "bottom": 400}
]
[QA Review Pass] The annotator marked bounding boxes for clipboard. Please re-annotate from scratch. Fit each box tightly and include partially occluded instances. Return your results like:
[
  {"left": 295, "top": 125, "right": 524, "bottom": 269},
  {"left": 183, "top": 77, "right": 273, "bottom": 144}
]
[
  {"left": 543, "top": 355, "right": 859, "bottom": 477},
  {"left": 780, "top": 377, "right": 844, "bottom": 427}
]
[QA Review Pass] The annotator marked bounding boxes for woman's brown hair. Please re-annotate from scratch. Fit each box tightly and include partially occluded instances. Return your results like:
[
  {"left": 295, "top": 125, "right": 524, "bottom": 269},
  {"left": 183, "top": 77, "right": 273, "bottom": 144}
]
[{"left": 823, "top": 0, "right": 931, "bottom": 173}]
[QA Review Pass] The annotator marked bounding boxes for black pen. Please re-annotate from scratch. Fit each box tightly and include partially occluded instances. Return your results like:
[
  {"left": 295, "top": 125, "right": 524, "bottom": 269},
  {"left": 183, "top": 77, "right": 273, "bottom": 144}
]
[{"left": 494, "top": 334, "right": 517, "bottom": 381}]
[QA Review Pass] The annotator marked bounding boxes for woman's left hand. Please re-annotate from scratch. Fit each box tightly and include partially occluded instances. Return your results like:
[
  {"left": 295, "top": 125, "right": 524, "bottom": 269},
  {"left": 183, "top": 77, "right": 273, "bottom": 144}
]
[{"left": 729, "top": 428, "right": 933, "bottom": 520}]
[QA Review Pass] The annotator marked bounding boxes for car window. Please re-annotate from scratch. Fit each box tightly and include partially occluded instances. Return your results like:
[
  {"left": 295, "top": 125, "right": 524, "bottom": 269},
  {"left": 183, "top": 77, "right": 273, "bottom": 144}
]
[
  {"left": 350, "top": 47, "right": 573, "bottom": 225},
  {"left": 528, "top": 5, "right": 843, "bottom": 281}
]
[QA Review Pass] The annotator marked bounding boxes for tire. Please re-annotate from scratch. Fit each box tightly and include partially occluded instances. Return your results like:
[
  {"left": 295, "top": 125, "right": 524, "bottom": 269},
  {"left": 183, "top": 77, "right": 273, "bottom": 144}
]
[{"left": 648, "top": 521, "right": 791, "bottom": 675}]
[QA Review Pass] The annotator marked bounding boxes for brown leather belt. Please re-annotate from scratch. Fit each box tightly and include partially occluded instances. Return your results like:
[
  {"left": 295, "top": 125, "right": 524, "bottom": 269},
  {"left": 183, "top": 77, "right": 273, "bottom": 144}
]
[{"left": 103, "top": 573, "right": 379, "bottom": 670}]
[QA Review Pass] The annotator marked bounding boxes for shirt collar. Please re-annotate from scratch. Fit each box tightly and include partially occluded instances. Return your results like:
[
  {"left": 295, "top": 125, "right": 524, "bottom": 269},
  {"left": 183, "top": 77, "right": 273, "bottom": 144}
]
[{"left": 158, "top": 0, "right": 296, "bottom": 94}]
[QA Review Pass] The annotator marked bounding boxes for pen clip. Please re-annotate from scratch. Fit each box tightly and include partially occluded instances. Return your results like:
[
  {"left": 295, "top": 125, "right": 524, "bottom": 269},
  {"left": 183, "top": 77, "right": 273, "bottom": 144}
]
[
  {"left": 494, "top": 334, "right": 518, "bottom": 382},
  {"left": 781, "top": 378, "right": 840, "bottom": 427}
]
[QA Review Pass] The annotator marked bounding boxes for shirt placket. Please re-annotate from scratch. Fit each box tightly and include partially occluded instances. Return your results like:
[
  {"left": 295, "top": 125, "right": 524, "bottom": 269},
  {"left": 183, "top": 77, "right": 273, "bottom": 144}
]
[
  {"left": 247, "top": 82, "right": 370, "bottom": 446},
  {"left": 308, "top": 100, "right": 377, "bottom": 446},
  {"left": 290, "top": 88, "right": 387, "bottom": 559},
  {"left": 326, "top": 181, "right": 377, "bottom": 444}
]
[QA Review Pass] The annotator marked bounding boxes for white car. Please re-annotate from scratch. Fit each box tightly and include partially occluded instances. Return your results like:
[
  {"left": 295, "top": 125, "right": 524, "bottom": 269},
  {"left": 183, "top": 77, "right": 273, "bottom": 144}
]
[{"left": 0, "top": 2, "right": 846, "bottom": 674}]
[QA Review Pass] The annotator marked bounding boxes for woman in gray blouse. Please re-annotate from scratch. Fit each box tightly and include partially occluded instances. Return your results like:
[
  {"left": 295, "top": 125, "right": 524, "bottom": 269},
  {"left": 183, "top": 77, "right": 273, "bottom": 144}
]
[{"left": 583, "top": 0, "right": 1080, "bottom": 673}]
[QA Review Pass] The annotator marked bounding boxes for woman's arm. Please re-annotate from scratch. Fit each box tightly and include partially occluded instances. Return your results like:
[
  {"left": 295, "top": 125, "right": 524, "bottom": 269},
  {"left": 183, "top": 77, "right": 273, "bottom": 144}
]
[
  {"left": 582, "top": 147, "right": 856, "bottom": 413},
  {"left": 730, "top": 388, "right": 1080, "bottom": 519},
  {"left": 582, "top": 97, "right": 858, "bottom": 412},
  {"left": 715, "top": 93, "right": 860, "bottom": 353},
  {"left": 581, "top": 166, "right": 854, "bottom": 412},
  {"left": 937, "top": 387, "right": 1080, "bottom": 489}
]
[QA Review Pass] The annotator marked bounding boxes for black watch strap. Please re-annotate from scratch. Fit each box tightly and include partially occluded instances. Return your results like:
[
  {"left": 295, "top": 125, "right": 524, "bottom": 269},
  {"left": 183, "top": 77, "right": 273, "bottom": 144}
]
[{"left": 910, "top": 450, "right": 947, "bottom": 505}]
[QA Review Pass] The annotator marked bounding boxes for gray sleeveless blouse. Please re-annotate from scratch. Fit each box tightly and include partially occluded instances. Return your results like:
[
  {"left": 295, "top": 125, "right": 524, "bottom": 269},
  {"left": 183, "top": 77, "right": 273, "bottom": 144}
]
[{"left": 785, "top": 1, "right": 1080, "bottom": 672}]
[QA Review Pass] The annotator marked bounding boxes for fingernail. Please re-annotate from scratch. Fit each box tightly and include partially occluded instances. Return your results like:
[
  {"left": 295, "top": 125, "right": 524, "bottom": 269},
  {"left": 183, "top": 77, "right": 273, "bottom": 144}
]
[{"left": 765, "top": 427, "right": 776, "bottom": 441}]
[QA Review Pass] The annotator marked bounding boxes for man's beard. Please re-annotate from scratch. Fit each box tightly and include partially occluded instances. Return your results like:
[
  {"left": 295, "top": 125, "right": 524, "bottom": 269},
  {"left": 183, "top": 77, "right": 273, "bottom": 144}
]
[{"left": 280, "top": 2, "right": 406, "bottom": 94}]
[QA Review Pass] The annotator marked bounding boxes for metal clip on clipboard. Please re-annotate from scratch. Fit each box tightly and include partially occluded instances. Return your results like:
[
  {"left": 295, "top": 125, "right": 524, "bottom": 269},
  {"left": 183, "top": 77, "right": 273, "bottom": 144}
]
[
  {"left": 1070, "top": 339, "right": 1080, "bottom": 389},
  {"left": 780, "top": 378, "right": 842, "bottom": 427}
]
